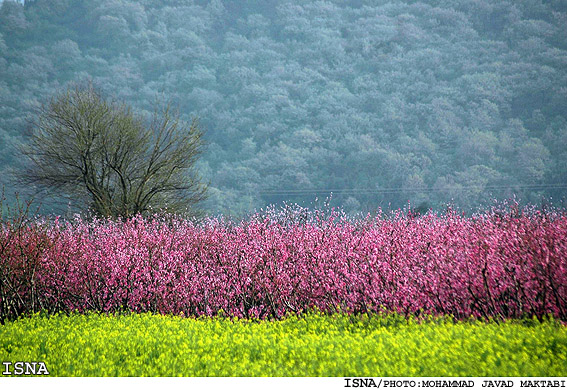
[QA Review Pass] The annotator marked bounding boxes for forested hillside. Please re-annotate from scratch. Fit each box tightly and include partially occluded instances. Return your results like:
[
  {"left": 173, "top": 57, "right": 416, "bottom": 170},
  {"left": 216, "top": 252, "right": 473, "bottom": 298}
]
[{"left": 1, "top": 0, "right": 566, "bottom": 215}]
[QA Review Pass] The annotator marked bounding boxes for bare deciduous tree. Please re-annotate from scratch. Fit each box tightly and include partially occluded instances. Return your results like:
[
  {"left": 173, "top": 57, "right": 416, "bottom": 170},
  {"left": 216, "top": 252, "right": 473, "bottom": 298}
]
[{"left": 20, "top": 83, "right": 208, "bottom": 218}]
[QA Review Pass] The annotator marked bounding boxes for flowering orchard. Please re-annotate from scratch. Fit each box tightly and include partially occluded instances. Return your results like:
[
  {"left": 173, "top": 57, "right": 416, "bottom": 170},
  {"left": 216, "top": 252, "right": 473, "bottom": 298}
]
[{"left": 1, "top": 204, "right": 566, "bottom": 323}]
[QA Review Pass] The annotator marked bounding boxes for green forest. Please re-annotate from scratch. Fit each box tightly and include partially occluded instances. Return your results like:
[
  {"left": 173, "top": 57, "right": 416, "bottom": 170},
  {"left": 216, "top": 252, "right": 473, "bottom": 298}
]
[{"left": 1, "top": 0, "right": 566, "bottom": 216}]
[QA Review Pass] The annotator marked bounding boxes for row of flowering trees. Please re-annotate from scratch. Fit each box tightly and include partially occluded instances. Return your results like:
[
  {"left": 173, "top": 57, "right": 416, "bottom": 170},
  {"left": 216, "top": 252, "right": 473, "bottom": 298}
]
[{"left": 1, "top": 203, "right": 566, "bottom": 323}]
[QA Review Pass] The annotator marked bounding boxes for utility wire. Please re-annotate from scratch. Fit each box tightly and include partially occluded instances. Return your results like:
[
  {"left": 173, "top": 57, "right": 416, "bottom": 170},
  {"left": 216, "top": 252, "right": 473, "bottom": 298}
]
[{"left": 253, "top": 183, "right": 567, "bottom": 195}]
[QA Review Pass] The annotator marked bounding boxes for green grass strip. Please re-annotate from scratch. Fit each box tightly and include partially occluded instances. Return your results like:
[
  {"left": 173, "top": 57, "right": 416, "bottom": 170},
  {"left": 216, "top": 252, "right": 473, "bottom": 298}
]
[{"left": 1, "top": 312, "right": 566, "bottom": 376}]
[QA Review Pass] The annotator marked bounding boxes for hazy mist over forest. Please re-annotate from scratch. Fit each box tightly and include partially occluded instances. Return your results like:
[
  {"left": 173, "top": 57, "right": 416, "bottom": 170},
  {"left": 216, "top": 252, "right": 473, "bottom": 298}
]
[{"left": 1, "top": 0, "right": 566, "bottom": 217}]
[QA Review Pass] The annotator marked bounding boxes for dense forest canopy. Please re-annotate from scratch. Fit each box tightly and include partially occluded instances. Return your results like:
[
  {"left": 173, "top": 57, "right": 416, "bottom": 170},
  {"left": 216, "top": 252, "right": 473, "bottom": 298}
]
[{"left": 1, "top": 0, "right": 566, "bottom": 216}]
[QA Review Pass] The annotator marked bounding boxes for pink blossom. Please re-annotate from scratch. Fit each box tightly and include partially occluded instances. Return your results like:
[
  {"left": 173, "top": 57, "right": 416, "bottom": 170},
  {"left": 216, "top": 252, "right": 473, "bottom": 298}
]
[{"left": 1, "top": 204, "right": 566, "bottom": 322}]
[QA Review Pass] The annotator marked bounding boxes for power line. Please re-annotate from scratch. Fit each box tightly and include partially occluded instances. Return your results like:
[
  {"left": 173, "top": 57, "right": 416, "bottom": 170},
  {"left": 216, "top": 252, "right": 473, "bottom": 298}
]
[{"left": 253, "top": 183, "right": 567, "bottom": 196}]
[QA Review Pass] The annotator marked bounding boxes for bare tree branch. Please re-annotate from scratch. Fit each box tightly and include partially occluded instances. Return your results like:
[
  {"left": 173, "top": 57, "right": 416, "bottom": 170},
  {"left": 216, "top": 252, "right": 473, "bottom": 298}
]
[{"left": 19, "top": 82, "right": 208, "bottom": 218}]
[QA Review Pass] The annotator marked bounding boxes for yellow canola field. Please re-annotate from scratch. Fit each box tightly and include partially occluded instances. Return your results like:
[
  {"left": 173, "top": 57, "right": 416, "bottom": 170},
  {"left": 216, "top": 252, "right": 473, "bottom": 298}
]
[{"left": 1, "top": 312, "right": 566, "bottom": 377}]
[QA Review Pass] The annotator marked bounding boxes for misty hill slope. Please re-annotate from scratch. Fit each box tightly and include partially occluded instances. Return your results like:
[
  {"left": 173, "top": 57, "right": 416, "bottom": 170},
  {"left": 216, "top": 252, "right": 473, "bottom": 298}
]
[{"left": 1, "top": 0, "right": 566, "bottom": 215}]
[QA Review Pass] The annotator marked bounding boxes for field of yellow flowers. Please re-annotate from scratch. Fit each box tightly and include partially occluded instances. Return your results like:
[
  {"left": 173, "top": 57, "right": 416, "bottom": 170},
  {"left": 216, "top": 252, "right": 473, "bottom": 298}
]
[{"left": 1, "top": 312, "right": 566, "bottom": 377}]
